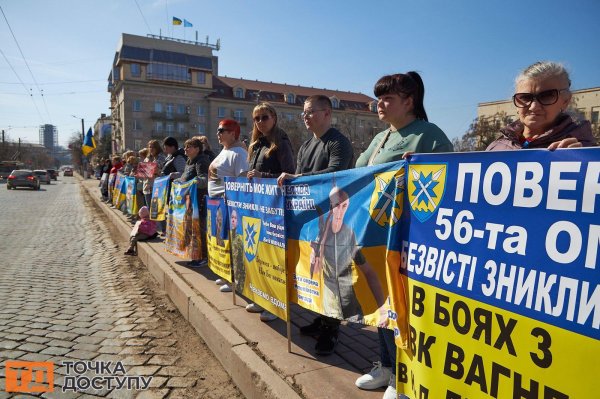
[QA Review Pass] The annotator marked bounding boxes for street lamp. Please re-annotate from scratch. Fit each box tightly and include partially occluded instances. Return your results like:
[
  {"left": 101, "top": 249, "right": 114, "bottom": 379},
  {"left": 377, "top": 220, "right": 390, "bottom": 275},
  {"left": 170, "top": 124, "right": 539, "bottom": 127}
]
[{"left": 71, "top": 115, "right": 85, "bottom": 143}]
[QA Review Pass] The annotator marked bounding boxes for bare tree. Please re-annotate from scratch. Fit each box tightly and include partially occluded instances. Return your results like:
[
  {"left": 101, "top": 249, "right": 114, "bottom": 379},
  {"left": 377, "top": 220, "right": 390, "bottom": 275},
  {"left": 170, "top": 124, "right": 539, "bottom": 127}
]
[{"left": 453, "top": 112, "right": 512, "bottom": 152}]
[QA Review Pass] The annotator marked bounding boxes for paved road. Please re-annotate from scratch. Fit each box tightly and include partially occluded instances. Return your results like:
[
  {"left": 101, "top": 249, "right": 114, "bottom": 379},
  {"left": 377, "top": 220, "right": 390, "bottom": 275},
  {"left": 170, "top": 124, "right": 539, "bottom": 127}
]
[{"left": 0, "top": 177, "right": 242, "bottom": 398}]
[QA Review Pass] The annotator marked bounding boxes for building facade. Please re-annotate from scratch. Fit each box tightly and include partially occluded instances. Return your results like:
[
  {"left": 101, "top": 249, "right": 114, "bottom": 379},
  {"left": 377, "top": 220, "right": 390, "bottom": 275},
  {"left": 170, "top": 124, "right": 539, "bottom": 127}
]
[
  {"left": 108, "top": 33, "right": 385, "bottom": 157},
  {"left": 478, "top": 87, "right": 600, "bottom": 126}
]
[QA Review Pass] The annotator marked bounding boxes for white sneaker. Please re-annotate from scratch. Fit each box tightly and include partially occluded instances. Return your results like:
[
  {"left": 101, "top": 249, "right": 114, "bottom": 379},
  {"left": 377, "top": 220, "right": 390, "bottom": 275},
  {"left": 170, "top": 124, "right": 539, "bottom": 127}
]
[
  {"left": 215, "top": 278, "right": 225, "bottom": 285},
  {"left": 220, "top": 284, "right": 232, "bottom": 292},
  {"left": 355, "top": 362, "right": 393, "bottom": 390},
  {"left": 260, "top": 311, "right": 277, "bottom": 322},
  {"left": 245, "top": 303, "right": 263, "bottom": 313},
  {"left": 382, "top": 375, "right": 397, "bottom": 399}
]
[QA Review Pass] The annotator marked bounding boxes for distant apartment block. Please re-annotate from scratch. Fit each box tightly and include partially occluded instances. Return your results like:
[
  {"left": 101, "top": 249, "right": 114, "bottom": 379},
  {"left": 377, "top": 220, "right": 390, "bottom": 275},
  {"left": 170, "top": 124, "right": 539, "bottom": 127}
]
[
  {"left": 478, "top": 87, "right": 600, "bottom": 126},
  {"left": 108, "top": 33, "right": 385, "bottom": 155}
]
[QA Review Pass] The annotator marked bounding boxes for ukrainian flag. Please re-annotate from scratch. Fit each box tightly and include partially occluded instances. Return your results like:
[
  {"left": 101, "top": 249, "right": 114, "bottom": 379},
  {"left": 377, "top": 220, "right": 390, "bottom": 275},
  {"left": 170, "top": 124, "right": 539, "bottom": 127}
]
[
  {"left": 172, "top": 16, "right": 182, "bottom": 25},
  {"left": 82, "top": 127, "right": 96, "bottom": 156}
]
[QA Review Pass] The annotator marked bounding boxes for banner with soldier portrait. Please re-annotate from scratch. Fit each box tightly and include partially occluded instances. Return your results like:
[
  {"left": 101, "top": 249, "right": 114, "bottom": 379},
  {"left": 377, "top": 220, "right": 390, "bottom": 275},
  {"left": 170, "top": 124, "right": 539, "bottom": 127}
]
[
  {"left": 164, "top": 179, "right": 202, "bottom": 260},
  {"left": 149, "top": 176, "right": 169, "bottom": 221},
  {"left": 206, "top": 196, "right": 231, "bottom": 282}
]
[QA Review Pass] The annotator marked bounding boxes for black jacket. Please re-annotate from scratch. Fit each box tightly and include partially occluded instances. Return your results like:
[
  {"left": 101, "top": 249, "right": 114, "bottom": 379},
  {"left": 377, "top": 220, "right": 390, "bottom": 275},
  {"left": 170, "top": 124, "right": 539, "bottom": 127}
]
[
  {"left": 161, "top": 148, "right": 187, "bottom": 176},
  {"left": 249, "top": 131, "right": 295, "bottom": 177}
]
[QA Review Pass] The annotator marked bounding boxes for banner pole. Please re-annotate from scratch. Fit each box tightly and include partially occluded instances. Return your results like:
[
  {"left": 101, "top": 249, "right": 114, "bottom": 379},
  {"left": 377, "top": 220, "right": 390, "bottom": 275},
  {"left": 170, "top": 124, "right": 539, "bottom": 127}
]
[
  {"left": 225, "top": 193, "right": 236, "bottom": 306},
  {"left": 285, "top": 221, "right": 292, "bottom": 353}
]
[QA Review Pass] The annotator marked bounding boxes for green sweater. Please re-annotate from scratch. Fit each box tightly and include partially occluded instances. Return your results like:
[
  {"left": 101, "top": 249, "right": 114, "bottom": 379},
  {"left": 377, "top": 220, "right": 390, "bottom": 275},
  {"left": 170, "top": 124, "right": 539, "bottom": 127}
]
[{"left": 355, "top": 119, "right": 453, "bottom": 167}]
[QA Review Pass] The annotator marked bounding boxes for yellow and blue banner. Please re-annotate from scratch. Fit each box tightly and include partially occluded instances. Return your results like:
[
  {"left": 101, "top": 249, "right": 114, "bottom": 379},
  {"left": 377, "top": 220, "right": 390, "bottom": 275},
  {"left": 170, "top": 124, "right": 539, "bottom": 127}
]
[
  {"left": 285, "top": 161, "right": 405, "bottom": 327},
  {"left": 82, "top": 127, "right": 95, "bottom": 156},
  {"left": 112, "top": 174, "right": 127, "bottom": 209},
  {"left": 124, "top": 176, "right": 138, "bottom": 216},
  {"left": 150, "top": 176, "right": 169, "bottom": 221},
  {"left": 206, "top": 196, "right": 231, "bottom": 281},
  {"left": 394, "top": 148, "right": 600, "bottom": 398},
  {"left": 172, "top": 16, "right": 182, "bottom": 26},
  {"left": 225, "top": 177, "right": 287, "bottom": 320},
  {"left": 107, "top": 173, "right": 116, "bottom": 203},
  {"left": 164, "top": 179, "right": 202, "bottom": 260}
]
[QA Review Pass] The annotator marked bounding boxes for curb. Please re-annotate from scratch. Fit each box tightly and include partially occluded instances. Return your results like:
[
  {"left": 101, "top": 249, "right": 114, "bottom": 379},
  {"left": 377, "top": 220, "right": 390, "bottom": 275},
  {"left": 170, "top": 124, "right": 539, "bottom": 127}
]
[{"left": 80, "top": 180, "right": 302, "bottom": 399}]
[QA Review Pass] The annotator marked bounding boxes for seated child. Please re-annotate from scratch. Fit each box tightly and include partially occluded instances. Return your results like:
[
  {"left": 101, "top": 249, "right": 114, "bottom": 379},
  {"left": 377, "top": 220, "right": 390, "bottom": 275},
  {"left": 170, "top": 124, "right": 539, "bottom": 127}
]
[{"left": 124, "top": 206, "right": 157, "bottom": 256}]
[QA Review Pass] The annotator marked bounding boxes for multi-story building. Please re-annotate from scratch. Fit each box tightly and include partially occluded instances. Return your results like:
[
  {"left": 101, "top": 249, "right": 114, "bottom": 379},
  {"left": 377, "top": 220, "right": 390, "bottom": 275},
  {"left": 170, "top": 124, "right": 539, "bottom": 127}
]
[
  {"left": 108, "top": 33, "right": 385, "bottom": 156},
  {"left": 478, "top": 86, "right": 600, "bottom": 126}
]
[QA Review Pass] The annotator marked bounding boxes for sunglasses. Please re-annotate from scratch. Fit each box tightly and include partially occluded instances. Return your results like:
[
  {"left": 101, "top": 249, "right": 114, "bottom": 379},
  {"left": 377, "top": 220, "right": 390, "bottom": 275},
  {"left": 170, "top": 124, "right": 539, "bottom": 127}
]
[
  {"left": 253, "top": 114, "right": 272, "bottom": 123},
  {"left": 513, "top": 88, "right": 569, "bottom": 108},
  {"left": 217, "top": 127, "right": 231, "bottom": 134}
]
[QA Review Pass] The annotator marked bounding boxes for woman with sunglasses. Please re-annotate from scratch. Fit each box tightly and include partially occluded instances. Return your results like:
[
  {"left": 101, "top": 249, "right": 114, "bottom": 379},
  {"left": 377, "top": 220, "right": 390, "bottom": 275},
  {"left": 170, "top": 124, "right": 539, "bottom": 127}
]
[
  {"left": 487, "top": 61, "right": 596, "bottom": 151},
  {"left": 208, "top": 119, "right": 249, "bottom": 293},
  {"left": 244, "top": 102, "right": 295, "bottom": 322}
]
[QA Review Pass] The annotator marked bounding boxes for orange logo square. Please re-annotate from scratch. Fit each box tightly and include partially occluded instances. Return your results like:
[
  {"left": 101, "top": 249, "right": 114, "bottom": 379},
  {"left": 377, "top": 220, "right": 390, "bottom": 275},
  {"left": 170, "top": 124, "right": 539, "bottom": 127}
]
[{"left": 5, "top": 361, "right": 54, "bottom": 393}]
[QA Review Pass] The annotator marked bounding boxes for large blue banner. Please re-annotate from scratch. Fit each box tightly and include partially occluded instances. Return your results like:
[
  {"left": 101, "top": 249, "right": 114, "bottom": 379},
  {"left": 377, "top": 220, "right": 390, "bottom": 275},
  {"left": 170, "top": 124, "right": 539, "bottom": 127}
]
[
  {"left": 164, "top": 179, "right": 202, "bottom": 260},
  {"left": 395, "top": 148, "right": 600, "bottom": 398},
  {"left": 149, "top": 176, "right": 169, "bottom": 221}
]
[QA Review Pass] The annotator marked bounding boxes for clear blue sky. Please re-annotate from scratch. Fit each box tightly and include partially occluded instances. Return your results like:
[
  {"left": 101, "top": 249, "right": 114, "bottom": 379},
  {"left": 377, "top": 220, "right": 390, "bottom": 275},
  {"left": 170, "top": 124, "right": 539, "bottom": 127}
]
[{"left": 1, "top": 0, "right": 599, "bottom": 147}]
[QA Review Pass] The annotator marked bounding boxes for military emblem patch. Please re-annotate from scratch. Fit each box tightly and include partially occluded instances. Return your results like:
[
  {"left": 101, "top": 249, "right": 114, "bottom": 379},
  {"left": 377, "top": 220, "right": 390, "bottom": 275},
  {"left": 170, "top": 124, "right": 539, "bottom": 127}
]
[
  {"left": 369, "top": 169, "right": 405, "bottom": 227},
  {"left": 408, "top": 164, "right": 447, "bottom": 222},
  {"left": 243, "top": 216, "right": 261, "bottom": 262}
]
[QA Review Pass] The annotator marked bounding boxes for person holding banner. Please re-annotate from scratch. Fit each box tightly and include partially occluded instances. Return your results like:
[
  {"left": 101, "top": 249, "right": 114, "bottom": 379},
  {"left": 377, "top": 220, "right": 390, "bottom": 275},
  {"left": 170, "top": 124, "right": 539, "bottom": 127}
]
[
  {"left": 177, "top": 137, "right": 212, "bottom": 267},
  {"left": 354, "top": 72, "right": 452, "bottom": 399},
  {"left": 277, "top": 94, "right": 354, "bottom": 356},
  {"left": 142, "top": 140, "right": 166, "bottom": 214},
  {"left": 245, "top": 102, "right": 296, "bottom": 322},
  {"left": 487, "top": 61, "right": 597, "bottom": 151},
  {"left": 208, "top": 119, "right": 249, "bottom": 292}
]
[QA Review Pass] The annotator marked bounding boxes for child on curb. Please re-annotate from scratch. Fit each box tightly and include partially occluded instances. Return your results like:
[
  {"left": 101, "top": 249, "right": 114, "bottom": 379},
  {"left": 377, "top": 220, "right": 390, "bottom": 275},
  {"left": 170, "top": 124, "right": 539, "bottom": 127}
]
[{"left": 124, "top": 206, "right": 157, "bottom": 256}]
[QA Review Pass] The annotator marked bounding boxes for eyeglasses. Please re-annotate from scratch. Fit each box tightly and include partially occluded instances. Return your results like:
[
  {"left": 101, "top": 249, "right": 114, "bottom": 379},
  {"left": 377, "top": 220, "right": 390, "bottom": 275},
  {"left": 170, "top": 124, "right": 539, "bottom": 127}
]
[
  {"left": 253, "top": 114, "right": 271, "bottom": 123},
  {"left": 513, "top": 88, "right": 569, "bottom": 108},
  {"left": 300, "top": 109, "right": 326, "bottom": 119},
  {"left": 217, "top": 127, "right": 231, "bottom": 134}
]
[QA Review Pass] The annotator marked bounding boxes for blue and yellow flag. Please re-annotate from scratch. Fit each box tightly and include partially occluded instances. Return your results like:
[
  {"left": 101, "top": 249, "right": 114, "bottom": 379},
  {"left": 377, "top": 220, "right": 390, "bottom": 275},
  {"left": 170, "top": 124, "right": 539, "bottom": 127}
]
[
  {"left": 82, "top": 127, "right": 95, "bottom": 156},
  {"left": 172, "top": 16, "right": 182, "bottom": 25}
]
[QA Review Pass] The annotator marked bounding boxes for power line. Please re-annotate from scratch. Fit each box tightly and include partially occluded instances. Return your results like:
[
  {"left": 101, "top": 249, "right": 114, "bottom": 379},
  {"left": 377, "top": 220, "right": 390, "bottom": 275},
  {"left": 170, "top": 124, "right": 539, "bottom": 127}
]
[
  {"left": 0, "top": 79, "right": 106, "bottom": 85},
  {"left": 0, "top": 4, "right": 52, "bottom": 123},
  {"left": 0, "top": 46, "right": 44, "bottom": 123},
  {"left": 134, "top": 0, "right": 153, "bottom": 35}
]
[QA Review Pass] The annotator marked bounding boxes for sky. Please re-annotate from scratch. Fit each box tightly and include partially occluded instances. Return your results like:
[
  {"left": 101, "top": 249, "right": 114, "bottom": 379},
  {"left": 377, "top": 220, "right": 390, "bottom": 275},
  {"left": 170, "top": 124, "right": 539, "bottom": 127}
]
[{"left": 1, "top": 0, "right": 599, "bottom": 148}]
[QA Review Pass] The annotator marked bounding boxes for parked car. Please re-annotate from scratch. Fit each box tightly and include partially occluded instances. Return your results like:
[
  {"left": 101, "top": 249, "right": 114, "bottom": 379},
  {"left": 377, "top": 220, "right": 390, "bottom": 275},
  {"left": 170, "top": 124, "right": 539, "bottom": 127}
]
[
  {"left": 34, "top": 170, "right": 51, "bottom": 185},
  {"left": 63, "top": 168, "right": 73, "bottom": 177},
  {"left": 47, "top": 169, "right": 58, "bottom": 180},
  {"left": 7, "top": 170, "right": 40, "bottom": 190}
]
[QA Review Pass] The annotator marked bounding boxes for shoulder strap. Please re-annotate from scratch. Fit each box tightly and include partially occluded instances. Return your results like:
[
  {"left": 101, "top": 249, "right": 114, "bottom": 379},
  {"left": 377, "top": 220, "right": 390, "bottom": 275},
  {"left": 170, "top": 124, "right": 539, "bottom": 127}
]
[{"left": 367, "top": 129, "right": 392, "bottom": 166}]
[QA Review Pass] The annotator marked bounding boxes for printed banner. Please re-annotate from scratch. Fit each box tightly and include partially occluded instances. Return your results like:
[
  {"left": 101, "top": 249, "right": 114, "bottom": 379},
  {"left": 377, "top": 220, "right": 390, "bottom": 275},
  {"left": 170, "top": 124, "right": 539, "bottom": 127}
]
[
  {"left": 112, "top": 174, "right": 126, "bottom": 209},
  {"left": 206, "top": 196, "right": 231, "bottom": 282},
  {"left": 107, "top": 173, "right": 115, "bottom": 202},
  {"left": 394, "top": 148, "right": 600, "bottom": 398},
  {"left": 124, "top": 176, "right": 138, "bottom": 216},
  {"left": 225, "top": 177, "right": 287, "bottom": 320},
  {"left": 136, "top": 162, "right": 158, "bottom": 179},
  {"left": 164, "top": 179, "right": 202, "bottom": 260},
  {"left": 285, "top": 162, "right": 405, "bottom": 327},
  {"left": 150, "top": 176, "right": 169, "bottom": 221}
]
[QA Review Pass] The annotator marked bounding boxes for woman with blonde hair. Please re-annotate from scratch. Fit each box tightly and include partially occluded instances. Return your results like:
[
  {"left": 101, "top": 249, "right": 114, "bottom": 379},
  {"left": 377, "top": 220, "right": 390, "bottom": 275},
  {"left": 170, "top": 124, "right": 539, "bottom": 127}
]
[
  {"left": 246, "top": 102, "right": 295, "bottom": 179},
  {"left": 244, "top": 102, "right": 295, "bottom": 321}
]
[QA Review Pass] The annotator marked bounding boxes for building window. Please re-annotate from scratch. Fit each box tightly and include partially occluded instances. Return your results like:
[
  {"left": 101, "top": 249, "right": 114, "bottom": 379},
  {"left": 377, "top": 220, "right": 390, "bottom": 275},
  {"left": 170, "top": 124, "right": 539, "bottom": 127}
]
[
  {"left": 197, "top": 105, "right": 206, "bottom": 116},
  {"left": 133, "top": 119, "right": 142, "bottom": 130},
  {"left": 285, "top": 113, "right": 294, "bottom": 121},
  {"left": 133, "top": 100, "right": 142, "bottom": 112},
  {"left": 370, "top": 101, "right": 377, "bottom": 113},
  {"left": 147, "top": 62, "right": 191, "bottom": 83},
  {"left": 197, "top": 71, "right": 206, "bottom": 85},
  {"left": 591, "top": 108, "right": 599, "bottom": 124},
  {"left": 359, "top": 119, "right": 364, "bottom": 128},
  {"left": 134, "top": 140, "right": 142, "bottom": 150},
  {"left": 286, "top": 93, "right": 295, "bottom": 104},
  {"left": 331, "top": 98, "right": 339, "bottom": 109},
  {"left": 198, "top": 124, "right": 206, "bottom": 134},
  {"left": 166, "top": 123, "right": 174, "bottom": 133},
  {"left": 166, "top": 103, "right": 174, "bottom": 118},
  {"left": 234, "top": 109, "right": 244, "bottom": 119},
  {"left": 177, "top": 104, "right": 186, "bottom": 114},
  {"left": 177, "top": 123, "right": 185, "bottom": 134},
  {"left": 218, "top": 107, "right": 226, "bottom": 118},
  {"left": 155, "top": 122, "right": 163, "bottom": 133},
  {"left": 234, "top": 88, "right": 244, "bottom": 98},
  {"left": 131, "top": 63, "right": 141, "bottom": 77},
  {"left": 154, "top": 102, "right": 162, "bottom": 112}
]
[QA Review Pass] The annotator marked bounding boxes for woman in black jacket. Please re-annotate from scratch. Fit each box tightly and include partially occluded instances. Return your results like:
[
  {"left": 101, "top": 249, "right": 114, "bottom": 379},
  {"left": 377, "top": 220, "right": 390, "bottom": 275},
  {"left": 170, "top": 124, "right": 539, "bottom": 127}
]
[{"left": 245, "top": 102, "right": 295, "bottom": 321}]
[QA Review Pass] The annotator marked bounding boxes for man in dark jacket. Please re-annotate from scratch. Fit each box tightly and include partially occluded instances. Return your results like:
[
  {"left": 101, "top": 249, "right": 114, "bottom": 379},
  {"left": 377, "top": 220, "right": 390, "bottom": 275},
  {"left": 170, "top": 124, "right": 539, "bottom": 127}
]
[
  {"left": 277, "top": 94, "right": 354, "bottom": 356},
  {"left": 161, "top": 136, "right": 187, "bottom": 177}
]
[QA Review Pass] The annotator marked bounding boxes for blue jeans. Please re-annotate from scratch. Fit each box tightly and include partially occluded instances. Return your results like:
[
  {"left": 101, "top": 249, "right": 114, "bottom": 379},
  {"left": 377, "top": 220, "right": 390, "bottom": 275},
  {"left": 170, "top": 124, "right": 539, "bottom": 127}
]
[{"left": 378, "top": 327, "right": 396, "bottom": 369}]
